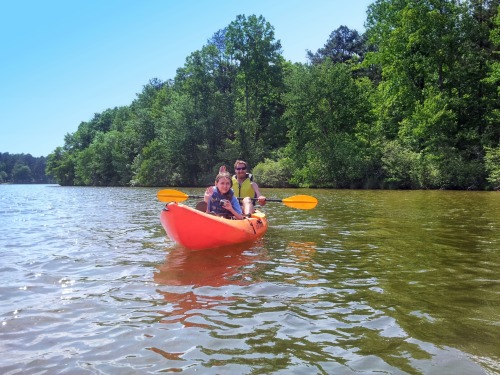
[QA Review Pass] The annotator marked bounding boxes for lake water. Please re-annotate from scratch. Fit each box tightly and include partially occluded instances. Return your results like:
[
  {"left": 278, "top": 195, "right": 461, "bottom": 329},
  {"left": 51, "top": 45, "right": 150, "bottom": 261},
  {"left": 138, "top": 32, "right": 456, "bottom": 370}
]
[{"left": 0, "top": 185, "right": 499, "bottom": 374}]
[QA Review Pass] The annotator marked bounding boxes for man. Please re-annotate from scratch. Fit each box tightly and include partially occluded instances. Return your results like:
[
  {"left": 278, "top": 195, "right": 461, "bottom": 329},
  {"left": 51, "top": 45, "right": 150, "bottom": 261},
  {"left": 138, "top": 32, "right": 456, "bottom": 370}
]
[{"left": 230, "top": 160, "right": 266, "bottom": 216}]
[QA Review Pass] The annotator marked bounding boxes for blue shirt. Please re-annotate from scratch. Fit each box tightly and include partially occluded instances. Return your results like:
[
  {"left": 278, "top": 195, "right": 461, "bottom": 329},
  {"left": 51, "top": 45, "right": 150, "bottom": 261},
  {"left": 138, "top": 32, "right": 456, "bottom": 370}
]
[{"left": 208, "top": 187, "right": 242, "bottom": 216}]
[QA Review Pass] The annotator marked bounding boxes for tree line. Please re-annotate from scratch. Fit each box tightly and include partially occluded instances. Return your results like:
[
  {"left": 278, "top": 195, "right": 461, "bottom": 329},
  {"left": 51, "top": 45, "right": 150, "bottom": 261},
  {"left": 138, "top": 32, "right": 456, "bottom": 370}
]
[
  {"left": 46, "top": 1, "right": 500, "bottom": 190},
  {"left": 0, "top": 153, "right": 50, "bottom": 184}
]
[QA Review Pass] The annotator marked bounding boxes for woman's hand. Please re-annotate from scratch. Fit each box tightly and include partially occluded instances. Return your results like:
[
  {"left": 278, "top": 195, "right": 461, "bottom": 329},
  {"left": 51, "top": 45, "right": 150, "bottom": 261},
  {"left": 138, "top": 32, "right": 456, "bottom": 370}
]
[
  {"left": 204, "top": 186, "right": 214, "bottom": 203},
  {"left": 221, "top": 199, "right": 230, "bottom": 210},
  {"left": 222, "top": 199, "right": 244, "bottom": 220}
]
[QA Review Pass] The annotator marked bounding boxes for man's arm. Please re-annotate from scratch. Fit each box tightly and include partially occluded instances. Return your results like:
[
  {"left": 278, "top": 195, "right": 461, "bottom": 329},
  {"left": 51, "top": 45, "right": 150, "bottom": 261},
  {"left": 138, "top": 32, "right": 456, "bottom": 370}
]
[{"left": 251, "top": 182, "right": 266, "bottom": 206}]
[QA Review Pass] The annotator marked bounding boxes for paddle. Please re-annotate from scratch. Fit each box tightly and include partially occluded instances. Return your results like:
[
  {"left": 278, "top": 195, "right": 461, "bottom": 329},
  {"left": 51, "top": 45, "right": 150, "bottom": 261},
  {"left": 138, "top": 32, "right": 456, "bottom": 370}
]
[{"left": 157, "top": 189, "right": 318, "bottom": 210}]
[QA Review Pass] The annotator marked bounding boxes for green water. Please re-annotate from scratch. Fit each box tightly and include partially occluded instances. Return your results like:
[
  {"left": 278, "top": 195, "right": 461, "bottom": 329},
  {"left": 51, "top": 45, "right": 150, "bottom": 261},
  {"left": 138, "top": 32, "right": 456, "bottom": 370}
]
[
  {"left": 1, "top": 186, "right": 498, "bottom": 374},
  {"left": 266, "top": 189, "right": 499, "bottom": 372}
]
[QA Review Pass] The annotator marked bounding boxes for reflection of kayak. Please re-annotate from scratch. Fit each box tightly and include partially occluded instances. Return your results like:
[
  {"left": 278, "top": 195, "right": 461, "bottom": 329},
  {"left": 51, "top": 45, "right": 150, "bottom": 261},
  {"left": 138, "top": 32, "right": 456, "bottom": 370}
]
[
  {"left": 154, "top": 245, "right": 267, "bottom": 328},
  {"left": 154, "top": 245, "right": 258, "bottom": 286},
  {"left": 160, "top": 202, "right": 268, "bottom": 250}
]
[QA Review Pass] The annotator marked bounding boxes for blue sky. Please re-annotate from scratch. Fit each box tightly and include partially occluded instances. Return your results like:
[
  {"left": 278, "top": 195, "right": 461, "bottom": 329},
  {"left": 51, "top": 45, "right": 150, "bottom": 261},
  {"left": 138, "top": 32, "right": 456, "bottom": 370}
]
[{"left": 1, "top": 0, "right": 373, "bottom": 157}]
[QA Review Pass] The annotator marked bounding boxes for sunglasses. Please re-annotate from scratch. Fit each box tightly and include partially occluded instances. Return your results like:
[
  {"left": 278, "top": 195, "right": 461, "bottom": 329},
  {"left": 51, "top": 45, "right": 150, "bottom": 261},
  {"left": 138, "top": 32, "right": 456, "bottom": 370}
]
[{"left": 235, "top": 167, "right": 247, "bottom": 171}]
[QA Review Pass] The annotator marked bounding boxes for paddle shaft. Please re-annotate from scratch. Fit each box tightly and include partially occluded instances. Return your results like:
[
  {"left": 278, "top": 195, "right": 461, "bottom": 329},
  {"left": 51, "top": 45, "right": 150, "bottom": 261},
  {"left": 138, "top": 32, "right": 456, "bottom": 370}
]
[
  {"left": 157, "top": 189, "right": 317, "bottom": 209},
  {"left": 180, "top": 196, "right": 285, "bottom": 203},
  {"left": 173, "top": 195, "right": 267, "bottom": 203}
]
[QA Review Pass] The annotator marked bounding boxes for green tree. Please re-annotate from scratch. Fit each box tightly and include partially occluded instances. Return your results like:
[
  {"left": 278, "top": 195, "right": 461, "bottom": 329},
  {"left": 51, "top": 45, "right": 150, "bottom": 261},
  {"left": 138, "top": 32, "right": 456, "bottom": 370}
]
[
  {"left": 46, "top": 147, "right": 76, "bottom": 186},
  {"left": 74, "top": 130, "right": 132, "bottom": 186},
  {"left": 225, "top": 15, "right": 286, "bottom": 163},
  {"left": 12, "top": 163, "right": 33, "bottom": 183},
  {"left": 283, "top": 61, "right": 374, "bottom": 187},
  {"left": 0, "top": 161, "right": 7, "bottom": 182},
  {"left": 132, "top": 91, "right": 201, "bottom": 186},
  {"left": 131, "top": 139, "right": 179, "bottom": 187},
  {"left": 398, "top": 88, "right": 457, "bottom": 152},
  {"left": 365, "top": 0, "right": 498, "bottom": 188},
  {"left": 41, "top": 7, "right": 499, "bottom": 189},
  {"left": 307, "top": 25, "right": 366, "bottom": 65},
  {"left": 484, "top": 5, "right": 500, "bottom": 147},
  {"left": 175, "top": 42, "right": 235, "bottom": 173},
  {"left": 484, "top": 146, "right": 500, "bottom": 188},
  {"left": 365, "top": 0, "right": 459, "bottom": 138}
]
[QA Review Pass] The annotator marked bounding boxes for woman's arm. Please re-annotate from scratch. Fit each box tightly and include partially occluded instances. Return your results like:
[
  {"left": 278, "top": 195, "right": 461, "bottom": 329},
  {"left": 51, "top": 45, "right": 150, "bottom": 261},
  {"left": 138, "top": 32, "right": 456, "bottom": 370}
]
[{"left": 204, "top": 186, "right": 214, "bottom": 213}]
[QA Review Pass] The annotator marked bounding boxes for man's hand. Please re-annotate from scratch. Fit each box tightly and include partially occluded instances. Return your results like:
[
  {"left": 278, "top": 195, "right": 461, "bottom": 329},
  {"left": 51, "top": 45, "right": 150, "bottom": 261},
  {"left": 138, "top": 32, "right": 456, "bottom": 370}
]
[{"left": 257, "top": 196, "right": 266, "bottom": 206}]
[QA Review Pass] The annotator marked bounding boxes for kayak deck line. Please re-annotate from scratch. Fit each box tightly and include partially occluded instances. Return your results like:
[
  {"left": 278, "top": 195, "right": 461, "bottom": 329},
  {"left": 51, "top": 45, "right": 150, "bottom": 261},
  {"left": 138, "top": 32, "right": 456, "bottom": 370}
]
[{"left": 247, "top": 218, "right": 257, "bottom": 235}]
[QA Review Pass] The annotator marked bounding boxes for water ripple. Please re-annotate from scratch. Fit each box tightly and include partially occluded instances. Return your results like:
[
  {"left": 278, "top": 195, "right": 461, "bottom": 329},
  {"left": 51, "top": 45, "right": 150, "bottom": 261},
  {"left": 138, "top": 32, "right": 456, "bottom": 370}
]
[{"left": 0, "top": 186, "right": 498, "bottom": 374}]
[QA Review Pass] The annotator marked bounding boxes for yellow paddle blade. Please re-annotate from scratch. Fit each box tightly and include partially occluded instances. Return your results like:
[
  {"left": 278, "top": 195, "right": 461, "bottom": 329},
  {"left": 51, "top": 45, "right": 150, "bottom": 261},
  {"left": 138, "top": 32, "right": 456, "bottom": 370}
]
[
  {"left": 157, "top": 189, "right": 189, "bottom": 202},
  {"left": 281, "top": 195, "right": 318, "bottom": 210}
]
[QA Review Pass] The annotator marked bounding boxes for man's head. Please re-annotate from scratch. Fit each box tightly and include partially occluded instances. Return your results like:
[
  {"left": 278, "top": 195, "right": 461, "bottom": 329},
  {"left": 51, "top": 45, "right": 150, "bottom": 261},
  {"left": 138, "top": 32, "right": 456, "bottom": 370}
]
[{"left": 234, "top": 160, "right": 248, "bottom": 177}]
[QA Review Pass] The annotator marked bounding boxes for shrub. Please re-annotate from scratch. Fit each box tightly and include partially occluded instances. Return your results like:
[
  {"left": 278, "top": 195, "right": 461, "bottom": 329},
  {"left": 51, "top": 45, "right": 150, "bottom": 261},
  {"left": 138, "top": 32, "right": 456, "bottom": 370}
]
[{"left": 253, "top": 158, "right": 295, "bottom": 188}]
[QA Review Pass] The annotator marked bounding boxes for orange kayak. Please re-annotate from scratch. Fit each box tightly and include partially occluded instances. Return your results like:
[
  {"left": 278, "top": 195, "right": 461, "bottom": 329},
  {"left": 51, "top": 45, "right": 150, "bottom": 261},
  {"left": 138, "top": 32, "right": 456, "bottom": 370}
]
[{"left": 160, "top": 202, "right": 268, "bottom": 250}]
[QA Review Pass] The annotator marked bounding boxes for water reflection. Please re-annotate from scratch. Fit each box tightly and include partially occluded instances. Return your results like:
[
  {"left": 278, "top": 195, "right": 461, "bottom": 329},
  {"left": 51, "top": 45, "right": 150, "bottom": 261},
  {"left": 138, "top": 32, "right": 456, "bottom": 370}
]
[
  {"left": 154, "top": 243, "right": 267, "bottom": 324},
  {"left": 274, "top": 241, "right": 318, "bottom": 285},
  {"left": 154, "top": 243, "right": 266, "bottom": 287}
]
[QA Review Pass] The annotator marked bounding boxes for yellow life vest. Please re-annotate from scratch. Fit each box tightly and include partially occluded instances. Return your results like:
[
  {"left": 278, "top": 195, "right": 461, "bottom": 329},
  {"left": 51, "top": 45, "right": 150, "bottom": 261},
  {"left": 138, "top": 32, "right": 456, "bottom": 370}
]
[{"left": 232, "top": 174, "right": 256, "bottom": 198}]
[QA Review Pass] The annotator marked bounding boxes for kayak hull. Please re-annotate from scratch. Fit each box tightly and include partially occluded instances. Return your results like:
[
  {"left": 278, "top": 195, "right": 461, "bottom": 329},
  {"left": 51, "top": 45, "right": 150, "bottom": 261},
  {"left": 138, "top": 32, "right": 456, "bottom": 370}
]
[{"left": 160, "top": 202, "right": 268, "bottom": 250}]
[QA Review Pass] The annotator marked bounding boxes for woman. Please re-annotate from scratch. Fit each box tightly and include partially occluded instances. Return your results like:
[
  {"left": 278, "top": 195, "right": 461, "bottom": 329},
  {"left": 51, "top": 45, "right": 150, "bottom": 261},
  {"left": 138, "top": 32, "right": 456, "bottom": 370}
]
[{"left": 203, "top": 172, "right": 244, "bottom": 220}]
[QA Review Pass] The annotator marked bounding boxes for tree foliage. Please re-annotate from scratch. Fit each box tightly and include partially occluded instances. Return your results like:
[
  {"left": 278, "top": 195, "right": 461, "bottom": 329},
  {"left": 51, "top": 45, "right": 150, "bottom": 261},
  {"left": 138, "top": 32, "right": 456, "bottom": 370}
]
[
  {"left": 0, "top": 153, "right": 50, "bottom": 184},
  {"left": 307, "top": 25, "right": 367, "bottom": 65},
  {"left": 44, "top": 4, "right": 500, "bottom": 190}
]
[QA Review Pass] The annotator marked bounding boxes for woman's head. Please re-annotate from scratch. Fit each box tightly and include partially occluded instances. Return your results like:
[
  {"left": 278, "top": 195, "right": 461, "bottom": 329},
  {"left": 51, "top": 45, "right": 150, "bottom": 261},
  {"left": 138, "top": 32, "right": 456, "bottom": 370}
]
[{"left": 215, "top": 172, "right": 233, "bottom": 193}]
